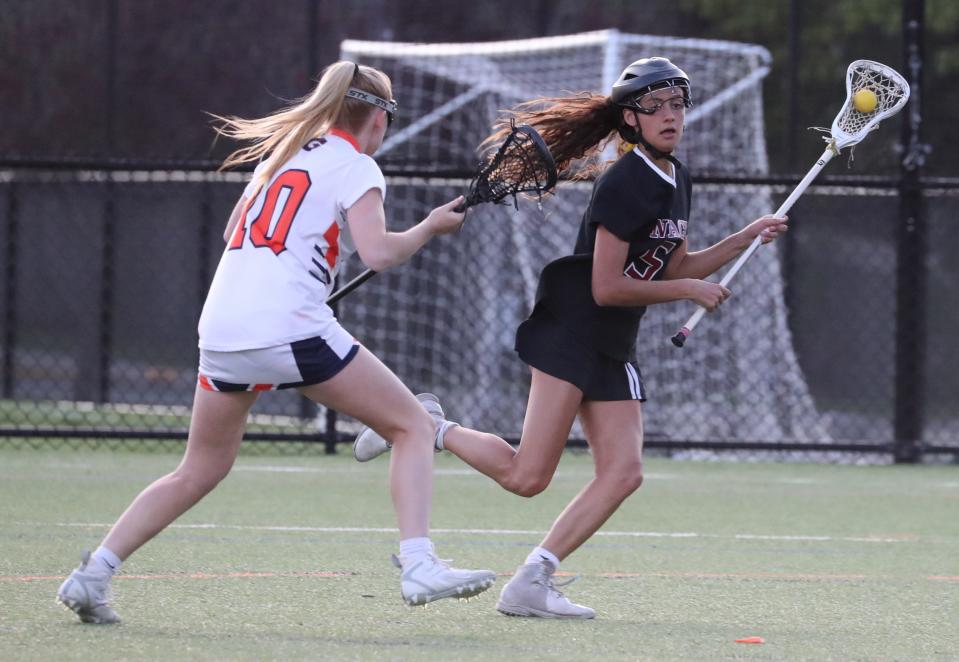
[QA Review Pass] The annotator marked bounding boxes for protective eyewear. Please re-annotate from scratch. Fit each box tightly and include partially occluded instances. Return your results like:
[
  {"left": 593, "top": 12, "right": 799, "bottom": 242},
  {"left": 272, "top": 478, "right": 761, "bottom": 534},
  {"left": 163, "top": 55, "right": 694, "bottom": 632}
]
[{"left": 636, "top": 92, "right": 690, "bottom": 115}]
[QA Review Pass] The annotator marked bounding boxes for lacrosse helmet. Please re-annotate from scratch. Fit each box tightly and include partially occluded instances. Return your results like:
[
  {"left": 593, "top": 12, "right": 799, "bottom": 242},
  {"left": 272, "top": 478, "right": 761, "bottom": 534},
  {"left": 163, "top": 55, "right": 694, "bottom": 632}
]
[
  {"left": 612, "top": 57, "right": 691, "bottom": 109},
  {"left": 612, "top": 57, "right": 691, "bottom": 157}
]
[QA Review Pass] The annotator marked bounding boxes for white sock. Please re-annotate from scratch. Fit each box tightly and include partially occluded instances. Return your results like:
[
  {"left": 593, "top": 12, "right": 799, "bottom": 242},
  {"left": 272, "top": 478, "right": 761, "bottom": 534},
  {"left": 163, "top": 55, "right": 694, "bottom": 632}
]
[
  {"left": 434, "top": 421, "right": 459, "bottom": 451},
  {"left": 399, "top": 537, "right": 434, "bottom": 561},
  {"left": 90, "top": 546, "right": 122, "bottom": 576},
  {"left": 526, "top": 546, "right": 560, "bottom": 572}
]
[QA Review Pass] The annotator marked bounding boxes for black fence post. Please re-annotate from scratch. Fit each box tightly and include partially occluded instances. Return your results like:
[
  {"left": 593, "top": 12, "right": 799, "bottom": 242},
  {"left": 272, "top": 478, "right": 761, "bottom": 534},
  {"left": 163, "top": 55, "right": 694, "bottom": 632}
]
[
  {"left": 785, "top": 0, "right": 801, "bottom": 171},
  {"left": 301, "top": 1, "right": 324, "bottom": 440},
  {"left": 97, "top": 0, "right": 119, "bottom": 403},
  {"left": 198, "top": 181, "right": 213, "bottom": 322},
  {"left": 99, "top": 181, "right": 116, "bottom": 403},
  {"left": 323, "top": 274, "right": 340, "bottom": 454},
  {"left": 894, "top": 0, "right": 928, "bottom": 463},
  {"left": 3, "top": 182, "right": 17, "bottom": 399},
  {"left": 324, "top": 405, "right": 338, "bottom": 455}
]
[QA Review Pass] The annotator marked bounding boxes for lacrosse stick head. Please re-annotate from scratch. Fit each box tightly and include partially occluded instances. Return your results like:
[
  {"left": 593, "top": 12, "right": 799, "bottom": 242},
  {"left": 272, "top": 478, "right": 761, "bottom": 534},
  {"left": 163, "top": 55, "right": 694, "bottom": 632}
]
[
  {"left": 829, "top": 60, "right": 910, "bottom": 151},
  {"left": 465, "top": 123, "right": 558, "bottom": 208}
]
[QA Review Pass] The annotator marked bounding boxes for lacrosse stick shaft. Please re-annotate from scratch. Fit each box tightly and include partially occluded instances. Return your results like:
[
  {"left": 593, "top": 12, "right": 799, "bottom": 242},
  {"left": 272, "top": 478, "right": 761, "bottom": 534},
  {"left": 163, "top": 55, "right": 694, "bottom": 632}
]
[
  {"left": 326, "top": 203, "right": 472, "bottom": 305},
  {"left": 327, "top": 205, "right": 471, "bottom": 305},
  {"left": 671, "top": 146, "right": 837, "bottom": 347},
  {"left": 327, "top": 268, "right": 376, "bottom": 305},
  {"left": 326, "top": 123, "right": 555, "bottom": 306}
]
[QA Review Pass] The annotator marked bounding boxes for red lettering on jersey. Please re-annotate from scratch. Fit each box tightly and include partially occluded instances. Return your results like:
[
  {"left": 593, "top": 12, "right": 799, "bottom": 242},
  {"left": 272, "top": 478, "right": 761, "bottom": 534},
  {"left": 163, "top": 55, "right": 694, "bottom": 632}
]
[
  {"left": 227, "top": 197, "right": 255, "bottom": 250},
  {"left": 248, "top": 170, "right": 311, "bottom": 255},
  {"left": 625, "top": 241, "right": 678, "bottom": 280},
  {"left": 231, "top": 169, "right": 312, "bottom": 254},
  {"left": 322, "top": 223, "right": 340, "bottom": 269}
]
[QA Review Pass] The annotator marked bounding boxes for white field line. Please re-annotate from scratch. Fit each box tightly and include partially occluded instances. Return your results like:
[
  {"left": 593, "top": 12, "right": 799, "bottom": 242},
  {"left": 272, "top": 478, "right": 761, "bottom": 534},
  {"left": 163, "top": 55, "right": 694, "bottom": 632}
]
[
  {"left": 233, "top": 465, "right": 480, "bottom": 476},
  {"left": 231, "top": 465, "right": 682, "bottom": 480},
  {"left": 46, "top": 522, "right": 916, "bottom": 544},
  {"left": 228, "top": 466, "right": 958, "bottom": 491}
]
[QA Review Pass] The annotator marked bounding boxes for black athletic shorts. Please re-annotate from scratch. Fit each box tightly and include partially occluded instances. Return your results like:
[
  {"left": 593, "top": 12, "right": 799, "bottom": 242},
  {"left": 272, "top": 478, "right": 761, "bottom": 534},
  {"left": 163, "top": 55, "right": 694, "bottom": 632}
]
[{"left": 515, "top": 312, "right": 646, "bottom": 402}]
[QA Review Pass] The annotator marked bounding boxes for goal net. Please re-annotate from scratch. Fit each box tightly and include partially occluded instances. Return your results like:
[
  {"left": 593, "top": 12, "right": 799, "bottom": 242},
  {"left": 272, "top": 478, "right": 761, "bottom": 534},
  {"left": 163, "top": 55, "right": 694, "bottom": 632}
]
[{"left": 340, "top": 29, "right": 830, "bottom": 444}]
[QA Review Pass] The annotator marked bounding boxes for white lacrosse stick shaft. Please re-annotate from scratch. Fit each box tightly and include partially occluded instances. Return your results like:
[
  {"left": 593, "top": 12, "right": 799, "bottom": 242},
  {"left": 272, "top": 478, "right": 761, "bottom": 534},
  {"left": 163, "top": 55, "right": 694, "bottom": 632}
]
[
  {"left": 670, "top": 146, "right": 836, "bottom": 347},
  {"left": 670, "top": 59, "right": 909, "bottom": 348}
]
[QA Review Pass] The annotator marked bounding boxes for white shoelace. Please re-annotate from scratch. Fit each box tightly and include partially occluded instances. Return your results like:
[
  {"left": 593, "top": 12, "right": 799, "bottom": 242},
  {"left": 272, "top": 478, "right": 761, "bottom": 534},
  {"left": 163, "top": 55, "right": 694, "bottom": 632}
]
[{"left": 534, "top": 565, "right": 579, "bottom": 598}]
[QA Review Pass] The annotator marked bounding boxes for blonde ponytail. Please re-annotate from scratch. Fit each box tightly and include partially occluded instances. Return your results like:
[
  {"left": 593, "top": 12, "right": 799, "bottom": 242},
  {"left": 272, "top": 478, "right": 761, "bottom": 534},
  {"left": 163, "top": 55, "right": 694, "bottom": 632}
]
[{"left": 211, "top": 61, "right": 392, "bottom": 196}]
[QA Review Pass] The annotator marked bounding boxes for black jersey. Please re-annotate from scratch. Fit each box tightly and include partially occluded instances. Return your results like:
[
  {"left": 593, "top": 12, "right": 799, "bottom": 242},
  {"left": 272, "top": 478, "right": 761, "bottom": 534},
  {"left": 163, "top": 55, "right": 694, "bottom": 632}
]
[{"left": 528, "top": 149, "right": 691, "bottom": 361}]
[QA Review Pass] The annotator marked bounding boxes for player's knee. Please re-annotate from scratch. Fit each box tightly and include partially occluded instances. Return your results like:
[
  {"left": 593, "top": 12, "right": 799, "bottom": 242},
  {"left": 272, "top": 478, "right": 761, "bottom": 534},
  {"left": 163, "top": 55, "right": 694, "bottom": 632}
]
[
  {"left": 600, "top": 460, "right": 644, "bottom": 497},
  {"left": 384, "top": 408, "right": 436, "bottom": 449},
  {"left": 173, "top": 464, "right": 230, "bottom": 497},
  {"left": 503, "top": 471, "right": 551, "bottom": 498},
  {"left": 623, "top": 465, "right": 644, "bottom": 494}
]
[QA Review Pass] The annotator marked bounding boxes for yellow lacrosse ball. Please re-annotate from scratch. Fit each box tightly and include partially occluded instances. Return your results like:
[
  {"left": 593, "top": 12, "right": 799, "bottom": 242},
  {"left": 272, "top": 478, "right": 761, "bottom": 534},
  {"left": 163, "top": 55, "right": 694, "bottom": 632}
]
[{"left": 853, "top": 88, "right": 878, "bottom": 113}]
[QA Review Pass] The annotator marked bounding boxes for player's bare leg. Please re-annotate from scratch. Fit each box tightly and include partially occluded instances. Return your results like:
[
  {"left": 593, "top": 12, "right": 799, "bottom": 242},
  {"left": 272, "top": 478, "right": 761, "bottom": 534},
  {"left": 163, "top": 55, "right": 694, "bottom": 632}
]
[
  {"left": 497, "top": 399, "right": 643, "bottom": 619},
  {"left": 300, "top": 346, "right": 436, "bottom": 539},
  {"left": 102, "top": 387, "right": 257, "bottom": 558},
  {"left": 441, "top": 368, "right": 581, "bottom": 496},
  {"left": 301, "top": 346, "right": 495, "bottom": 605},
  {"left": 539, "top": 399, "right": 644, "bottom": 559},
  {"left": 58, "top": 386, "right": 258, "bottom": 623}
]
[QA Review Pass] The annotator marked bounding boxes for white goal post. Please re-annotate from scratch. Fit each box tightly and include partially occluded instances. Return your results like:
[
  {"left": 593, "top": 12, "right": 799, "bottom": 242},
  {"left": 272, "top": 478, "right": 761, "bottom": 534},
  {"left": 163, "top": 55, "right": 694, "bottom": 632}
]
[{"left": 338, "top": 29, "right": 830, "bottom": 445}]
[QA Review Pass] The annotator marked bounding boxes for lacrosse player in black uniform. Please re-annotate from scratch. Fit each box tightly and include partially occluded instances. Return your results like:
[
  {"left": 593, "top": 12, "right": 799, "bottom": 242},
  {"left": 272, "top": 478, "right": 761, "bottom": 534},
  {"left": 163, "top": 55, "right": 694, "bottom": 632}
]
[{"left": 354, "top": 57, "right": 788, "bottom": 618}]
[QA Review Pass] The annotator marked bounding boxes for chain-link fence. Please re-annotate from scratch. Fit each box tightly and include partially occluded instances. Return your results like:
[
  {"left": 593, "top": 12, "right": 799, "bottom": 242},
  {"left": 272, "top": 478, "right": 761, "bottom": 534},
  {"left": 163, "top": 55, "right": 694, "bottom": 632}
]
[
  {"left": 1, "top": 164, "right": 956, "bottom": 462},
  {"left": 4, "top": 7, "right": 957, "bottom": 463}
]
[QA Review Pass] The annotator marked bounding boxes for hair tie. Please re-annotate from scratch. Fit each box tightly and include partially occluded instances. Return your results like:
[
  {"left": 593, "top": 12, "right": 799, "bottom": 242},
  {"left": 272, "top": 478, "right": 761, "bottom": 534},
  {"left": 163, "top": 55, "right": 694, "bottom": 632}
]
[{"left": 352, "top": 63, "right": 359, "bottom": 79}]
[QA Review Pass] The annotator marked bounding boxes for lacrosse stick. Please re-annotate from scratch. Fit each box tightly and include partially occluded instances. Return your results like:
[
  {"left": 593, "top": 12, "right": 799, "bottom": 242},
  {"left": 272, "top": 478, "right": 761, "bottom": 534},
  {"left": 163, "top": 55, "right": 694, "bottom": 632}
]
[
  {"left": 327, "top": 123, "right": 557, "bottom": 305},
  {"left": 671, "top": 59, "right": 910, "bottom": 347}
]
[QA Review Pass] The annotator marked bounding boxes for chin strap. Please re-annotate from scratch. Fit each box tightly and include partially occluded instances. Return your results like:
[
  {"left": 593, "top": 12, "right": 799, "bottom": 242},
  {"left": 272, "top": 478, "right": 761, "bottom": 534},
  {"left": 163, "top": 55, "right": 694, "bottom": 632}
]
[
  {"left": 637, "top": 135, "right": 679, "bottom": 164},
  {"left": 617, "top": 121, "right": 678, "bottom": 165}
]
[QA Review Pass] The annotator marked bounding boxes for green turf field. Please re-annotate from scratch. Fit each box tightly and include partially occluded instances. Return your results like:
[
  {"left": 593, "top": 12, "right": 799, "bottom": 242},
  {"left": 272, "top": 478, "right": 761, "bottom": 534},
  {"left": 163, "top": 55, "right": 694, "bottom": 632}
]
[{"left": 0, "top": 446, "right": 956, "bottom": 661}]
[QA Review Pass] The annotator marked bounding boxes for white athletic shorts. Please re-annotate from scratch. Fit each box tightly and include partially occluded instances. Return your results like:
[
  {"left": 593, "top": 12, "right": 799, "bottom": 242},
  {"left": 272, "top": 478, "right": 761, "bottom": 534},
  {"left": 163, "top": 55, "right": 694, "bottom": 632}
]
[{"left": 198, "top": 326, "right": 359, "bottom": 392}]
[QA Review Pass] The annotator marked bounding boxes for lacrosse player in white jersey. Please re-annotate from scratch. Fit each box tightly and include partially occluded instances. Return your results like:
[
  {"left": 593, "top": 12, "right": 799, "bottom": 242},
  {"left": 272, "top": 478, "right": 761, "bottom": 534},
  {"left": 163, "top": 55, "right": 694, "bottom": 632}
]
[
  {"left": 56, "top": 61, "right": 495, "bottom": 624},
  {"left": 354, "top": 57, "right": 788, "bottom": 619}
]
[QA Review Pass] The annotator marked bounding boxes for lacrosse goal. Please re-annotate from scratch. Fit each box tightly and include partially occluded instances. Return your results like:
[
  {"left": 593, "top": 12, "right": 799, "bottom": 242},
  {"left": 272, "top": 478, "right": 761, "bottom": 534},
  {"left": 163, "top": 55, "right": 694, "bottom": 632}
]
[{"left": 338, "top": 29, "right": 829, "bottom": 445}]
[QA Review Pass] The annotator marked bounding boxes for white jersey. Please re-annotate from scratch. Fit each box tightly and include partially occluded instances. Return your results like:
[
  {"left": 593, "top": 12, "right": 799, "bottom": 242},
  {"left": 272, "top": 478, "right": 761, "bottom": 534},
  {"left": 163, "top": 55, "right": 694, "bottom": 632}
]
[{"left": 198, "top": 130, "right": 385, "bottom": 351}]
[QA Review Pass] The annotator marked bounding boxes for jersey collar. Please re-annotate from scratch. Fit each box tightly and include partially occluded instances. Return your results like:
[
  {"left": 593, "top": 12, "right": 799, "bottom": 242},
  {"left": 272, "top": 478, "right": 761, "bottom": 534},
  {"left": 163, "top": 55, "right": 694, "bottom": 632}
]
[
  {"left": 632, "top": 146, "right": 676, "bottom": 188},
  {"left": 328, "top": 128, "right": 361, "bottom": 152}
]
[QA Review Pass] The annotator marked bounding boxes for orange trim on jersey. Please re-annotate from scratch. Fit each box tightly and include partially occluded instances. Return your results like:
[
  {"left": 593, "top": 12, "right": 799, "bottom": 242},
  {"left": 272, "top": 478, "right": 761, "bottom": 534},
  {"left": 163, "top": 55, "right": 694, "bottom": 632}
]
[
  {"left": 328, "top": 128, "right": 361, "bottom": 152},
  {"left": 198, "top": 375, "right": 216, "bottom": 391},
  {"left": 323, "top": 223, "right": 340, "bottom": 269},
  {"left": 251, "top": 383, "right": 274, "bottom": 392}
]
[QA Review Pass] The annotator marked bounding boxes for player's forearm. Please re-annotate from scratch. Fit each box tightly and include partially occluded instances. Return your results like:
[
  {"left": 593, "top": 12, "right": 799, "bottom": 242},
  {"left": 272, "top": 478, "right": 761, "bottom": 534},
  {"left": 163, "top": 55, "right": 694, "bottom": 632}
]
[
  {"left": 593, "top": 276, "right": 697, "bottom": 308},
  {"left": 669, "top": 231, "right": 751, "bottom": 279},
  {"left": 361, "top": 222, "right": 434, "bottom": 271}
]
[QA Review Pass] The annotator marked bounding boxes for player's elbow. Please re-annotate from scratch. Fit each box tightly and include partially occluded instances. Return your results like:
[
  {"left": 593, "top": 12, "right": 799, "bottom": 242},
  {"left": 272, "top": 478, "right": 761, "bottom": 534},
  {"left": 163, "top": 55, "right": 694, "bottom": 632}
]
[
  {"left": 591, "top": 279, "right": 621, "bottom": 307},
  {"left": 356, "top": 247, "right": 396, "bottom": 273},
  {"left": 363, "top": 256, "right": 394, "bottom": 272}
]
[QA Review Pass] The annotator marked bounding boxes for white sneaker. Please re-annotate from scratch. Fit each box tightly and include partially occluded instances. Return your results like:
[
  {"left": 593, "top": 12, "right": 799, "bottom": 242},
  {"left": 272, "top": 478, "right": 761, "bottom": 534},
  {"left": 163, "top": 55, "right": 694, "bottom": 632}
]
[
  {"left": 392, "top": 553, "right": 496, "bottom": 606},
  {"left": 353, "top": 393, "right": 450, "bottom": 462},
  {"left": 496, "top": 561, "right": 595, "bottom": 619},
  {"left": 56, "top": 551, "right": 121, "bottom": 624}
]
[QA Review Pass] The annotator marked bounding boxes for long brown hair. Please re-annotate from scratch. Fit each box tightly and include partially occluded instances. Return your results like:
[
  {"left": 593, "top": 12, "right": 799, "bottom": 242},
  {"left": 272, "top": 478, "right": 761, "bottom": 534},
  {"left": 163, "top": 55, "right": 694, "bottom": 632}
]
[
  {"left": 484, "top": 92, "right": 625, "bottom": 179},
  {"left": 210, "top": 61, "right": 392, "bottom": 197}
]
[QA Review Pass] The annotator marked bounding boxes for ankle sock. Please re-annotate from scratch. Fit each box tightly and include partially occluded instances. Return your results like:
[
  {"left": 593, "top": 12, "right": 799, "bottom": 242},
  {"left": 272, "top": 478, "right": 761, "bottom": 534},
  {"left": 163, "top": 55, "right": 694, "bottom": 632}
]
[
  {"left": 526, "top": 546, "right": 560, "bottom": 572},
  {"left": 399, "top": 536, "right": 434, "bottom": 560},
  {"left": 434, "top": 421, "right": 459, "bottom": 451},
  {"left": 90, "top": 546, "right": 122, "bottom": 576}
]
